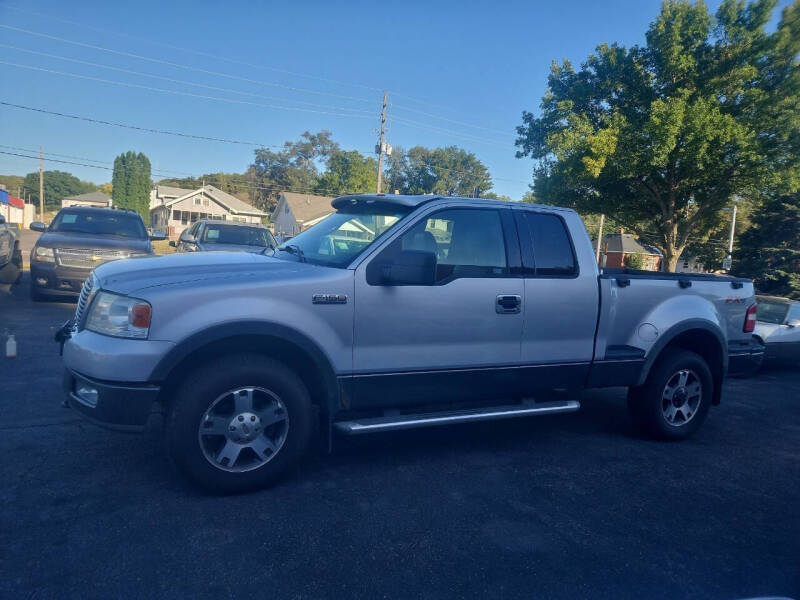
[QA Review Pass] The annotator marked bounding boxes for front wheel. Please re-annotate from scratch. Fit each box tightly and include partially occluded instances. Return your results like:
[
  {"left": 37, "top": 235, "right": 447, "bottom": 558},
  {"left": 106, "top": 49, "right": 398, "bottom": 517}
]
[
  {"left": 165, "top": 354, "right": 313, "bottom": 493},
  {"left": 627, "top": 349, "right": 712, "bottom": 440}
]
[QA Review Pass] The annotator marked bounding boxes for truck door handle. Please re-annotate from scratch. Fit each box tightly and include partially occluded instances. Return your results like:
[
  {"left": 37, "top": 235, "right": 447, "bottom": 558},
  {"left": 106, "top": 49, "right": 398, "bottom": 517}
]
[{"left": 496, "top": 295, "right": 522, "bottom": 314}]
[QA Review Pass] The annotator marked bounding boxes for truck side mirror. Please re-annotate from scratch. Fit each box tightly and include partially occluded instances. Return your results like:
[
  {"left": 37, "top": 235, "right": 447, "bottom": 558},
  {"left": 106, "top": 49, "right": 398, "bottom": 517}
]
[
  {"left": 168, "top": 241, "right": 177, "bottom": 248},
  {"left": 179, "top": 232, "right": 196, "bottom": 244},
  {"left": 30, "top": 221, "right": 47, "bottom": 232},
  {"left": 367, "top": 249, "right": 437, "bottom": 286},
  {"left": 787, "top": 319, "right": 800, "bottom": 328}
]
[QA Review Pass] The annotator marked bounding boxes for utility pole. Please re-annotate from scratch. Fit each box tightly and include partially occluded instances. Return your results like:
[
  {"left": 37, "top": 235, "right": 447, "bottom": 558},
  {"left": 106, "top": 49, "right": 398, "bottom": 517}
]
[
  {"left": 595, "top": 213, "right": 605, "bottom": 264},
  {"left": 38, "top": 146, "right": 44, "bottom": 221},
  {"left": 376, "top": 92, "right": 387, "bottom": 194},
  {"left": 724, "top": 203, "right": 737, "bottom": 271}
]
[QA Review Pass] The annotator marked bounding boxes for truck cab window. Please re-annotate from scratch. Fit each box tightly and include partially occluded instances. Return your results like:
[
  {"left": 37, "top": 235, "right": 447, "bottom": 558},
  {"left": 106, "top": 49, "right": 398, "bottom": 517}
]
[
  {"left": 384, "top": 208, "right": 508, "bottom": 283},
  {"left": 521, "top": 212, "right": 576, "bottom": 276}
]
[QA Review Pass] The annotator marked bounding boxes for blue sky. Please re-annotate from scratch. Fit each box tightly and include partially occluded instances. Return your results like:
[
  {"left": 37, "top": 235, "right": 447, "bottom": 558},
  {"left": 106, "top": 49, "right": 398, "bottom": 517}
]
[{"left": 0, "top": 0, "right": 793, "bottom": 200}]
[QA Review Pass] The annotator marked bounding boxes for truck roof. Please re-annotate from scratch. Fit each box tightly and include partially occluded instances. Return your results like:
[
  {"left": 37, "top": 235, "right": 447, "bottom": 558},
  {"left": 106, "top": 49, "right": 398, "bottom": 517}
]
[{"left": 331, "top": 193, "right": 573, "bottom": 213}]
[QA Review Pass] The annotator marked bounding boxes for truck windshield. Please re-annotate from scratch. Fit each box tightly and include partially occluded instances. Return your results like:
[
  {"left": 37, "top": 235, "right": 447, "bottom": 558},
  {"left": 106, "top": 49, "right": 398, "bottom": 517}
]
[
  {"left": 274, "top": 208, "right": 409, "bottom": 267},
  {"left": 202, "top": 224, "right": 275, "bottom": 248},
  {"left": 50, "top": 210, "right": 147, "bottom": 239},
  {"left": 756, "top": 300, "right": 790, "bottom": 324}
]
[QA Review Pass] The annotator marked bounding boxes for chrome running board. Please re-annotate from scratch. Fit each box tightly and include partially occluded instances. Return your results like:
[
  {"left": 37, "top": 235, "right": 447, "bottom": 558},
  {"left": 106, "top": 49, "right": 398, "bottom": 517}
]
[{"left": 333, "top": 400, "right": 580, "bottom": 435}]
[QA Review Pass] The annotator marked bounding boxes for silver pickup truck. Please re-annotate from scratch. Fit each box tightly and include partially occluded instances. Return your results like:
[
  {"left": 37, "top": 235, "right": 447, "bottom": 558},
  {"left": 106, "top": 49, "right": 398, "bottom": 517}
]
[{"left": 58, "top": 195, "right": 764, "bottom": 492}]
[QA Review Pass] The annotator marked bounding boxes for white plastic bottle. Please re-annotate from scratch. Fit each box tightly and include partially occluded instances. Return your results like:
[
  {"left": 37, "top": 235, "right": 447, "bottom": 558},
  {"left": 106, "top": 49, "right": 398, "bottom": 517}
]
[{"left": 6, "top": 334, "right": 17, "bottom": 358}]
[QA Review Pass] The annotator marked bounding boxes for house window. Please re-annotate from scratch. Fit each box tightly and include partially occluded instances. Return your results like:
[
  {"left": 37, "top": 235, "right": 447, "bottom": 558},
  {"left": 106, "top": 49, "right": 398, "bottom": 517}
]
[
  {"left": 221, "top": 214, "right": 226, "bottom": 221},
  {"left": 194, "top": 196, "right": 202, "bottom": 205}
]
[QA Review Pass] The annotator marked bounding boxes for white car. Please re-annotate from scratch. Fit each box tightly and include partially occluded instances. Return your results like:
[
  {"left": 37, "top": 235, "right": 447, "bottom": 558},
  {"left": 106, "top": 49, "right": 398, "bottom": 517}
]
[{"left": 754, "top": 295, "right": 800, "bottom": 366}]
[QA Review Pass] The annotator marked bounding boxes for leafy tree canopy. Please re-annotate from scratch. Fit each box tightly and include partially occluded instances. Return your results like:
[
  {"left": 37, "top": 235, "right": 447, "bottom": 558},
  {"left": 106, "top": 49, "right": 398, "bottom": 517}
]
[
  {"left": 112, "top": 151, "right": 151, "bottom": 221},
  {"left": 315, "top": 150, "right": 377, "bottom": 196},
  {"left": 385, "top": 145, "right": 493, "bottom": 196},
  {"left": 21, "top": 170, "right": 97, "bottom": 208},
  {"left": 734, "top": 195, "right": 800, "bottom": 298},
  {"left": 515, "top": 0, "right": 800, "bottom": 271}
]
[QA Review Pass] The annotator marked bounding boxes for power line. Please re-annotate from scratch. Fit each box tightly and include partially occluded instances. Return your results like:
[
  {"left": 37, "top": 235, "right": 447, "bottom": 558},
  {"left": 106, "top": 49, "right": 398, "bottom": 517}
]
[
  {"left": 0, "top": 60, "right": 376, "bottom": 119},
  {"left": 1, "top": 4, "right": 387, "bottom": 96},
  {"left": 0, "top": 43, "right": 378, "bottom": 116},
  {"left": 2, "top": 4, "right": 497, "bottom": 124},
  {"left": 390, "top": 103, "right": 512, "bottom": 137},
  {"left": 0, "top": 101, "right": 280, "bottom": 147},
  {"left": 390, "top": 116, "right": 511, "bottom": 149},
  {"left": 0, "top": 24, "right": 377, "bottom": 106},
  {"left": 1, "top": 101, "right": 532, "bottom": 185}
]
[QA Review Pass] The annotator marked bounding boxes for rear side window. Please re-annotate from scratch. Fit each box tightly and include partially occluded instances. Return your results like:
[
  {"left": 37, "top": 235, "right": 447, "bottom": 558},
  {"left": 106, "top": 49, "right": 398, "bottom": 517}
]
[{"left": 520, "top": 212, "right": 576, "bottom": 276}]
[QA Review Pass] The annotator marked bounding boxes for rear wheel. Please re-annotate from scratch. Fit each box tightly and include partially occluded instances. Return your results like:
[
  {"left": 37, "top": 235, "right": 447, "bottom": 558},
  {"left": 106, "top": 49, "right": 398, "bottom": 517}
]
[
  {"left": 627, "top": 349, "right": 712, "bottom": 440},
  {"left": 165, "top": 354, "right": 313, "bottom": 493}
]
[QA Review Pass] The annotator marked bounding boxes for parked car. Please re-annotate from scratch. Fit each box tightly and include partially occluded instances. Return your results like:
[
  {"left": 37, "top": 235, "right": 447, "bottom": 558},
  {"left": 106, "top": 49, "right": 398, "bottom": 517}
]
[
  {"left": 753, "top": 295, "right": 800, "bottom": 366},
  {"left": 57, "top": 194, "right": 762, "bottom": 492},
  {"left": 29, "top": 206, "right": 164, "bottom": 301},
  {"left": 170, "top": 219, "right": 276, "bottom": 254},
  {"left": 0, "top": 214, "right": 22, "bottom": 283}
]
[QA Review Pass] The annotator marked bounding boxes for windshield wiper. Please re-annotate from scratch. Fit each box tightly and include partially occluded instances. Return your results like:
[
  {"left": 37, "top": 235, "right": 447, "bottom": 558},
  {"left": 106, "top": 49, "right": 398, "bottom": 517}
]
[{"left": 279, "top": 244, "right": 306, "bottom": 263}]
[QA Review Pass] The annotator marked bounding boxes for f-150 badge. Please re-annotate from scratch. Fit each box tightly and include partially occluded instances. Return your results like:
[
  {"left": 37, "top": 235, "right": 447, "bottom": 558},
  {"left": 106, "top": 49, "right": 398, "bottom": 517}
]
[{"left": 312, "top": 294, "right": 348, "bottom": 304}]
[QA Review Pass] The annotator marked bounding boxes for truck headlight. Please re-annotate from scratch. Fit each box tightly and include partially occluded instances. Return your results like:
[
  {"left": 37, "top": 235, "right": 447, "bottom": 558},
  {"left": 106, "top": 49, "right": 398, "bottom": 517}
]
[
  {"left": 86, "top": 291, "right": 152, "bottom": 339},
  {"left": 33, "top": 246, "right": 55, "bottom": 262}
]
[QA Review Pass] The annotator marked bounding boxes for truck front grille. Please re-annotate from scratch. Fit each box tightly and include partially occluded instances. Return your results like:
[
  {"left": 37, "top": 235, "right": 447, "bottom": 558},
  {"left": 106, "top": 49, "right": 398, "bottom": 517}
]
[
  {"left": 56, "top": 248, "right": 129, "bottom": 269},
  {"left": 73, "top": 274, "right": 96, "bottom": 330}
]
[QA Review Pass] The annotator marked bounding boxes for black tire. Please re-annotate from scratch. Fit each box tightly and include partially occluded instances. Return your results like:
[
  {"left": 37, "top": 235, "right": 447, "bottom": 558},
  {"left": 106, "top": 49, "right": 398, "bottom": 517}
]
[
  {"left": 627, "top": 349, "right": 713, "bottom": 440},
  {"left": 165, "top": 354, "right": 313, "bottom": 493}
]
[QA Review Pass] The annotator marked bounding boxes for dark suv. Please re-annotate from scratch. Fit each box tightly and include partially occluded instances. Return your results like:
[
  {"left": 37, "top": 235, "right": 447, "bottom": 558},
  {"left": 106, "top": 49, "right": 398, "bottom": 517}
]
[{"left": 29, "top": 206, "right": 164, "bottom": 301}]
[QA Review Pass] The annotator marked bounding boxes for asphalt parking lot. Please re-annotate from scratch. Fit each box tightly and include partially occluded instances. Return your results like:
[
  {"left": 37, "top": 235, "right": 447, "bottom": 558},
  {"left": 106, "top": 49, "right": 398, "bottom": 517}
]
[{"left": 1, "top": 263, "right": 798, "bottom": 598}]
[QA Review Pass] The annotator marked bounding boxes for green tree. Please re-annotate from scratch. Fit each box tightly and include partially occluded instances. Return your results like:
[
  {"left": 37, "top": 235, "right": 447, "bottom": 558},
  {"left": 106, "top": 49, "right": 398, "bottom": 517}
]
[
  {"left": 733, "top": 195, "right": 800, "bottom": 298},
  {"left": 316, "top": 150, "right": 377, "bottom": 196},
  {"left": 515, "top": 0, "right": 800, "bottom": 271},
  {"left": 385, "top": 145, "right": 493, "bottom": 196},
  {"left": 112, "top": 151, "right": 151, "bottom": 221},
  {"left": 21, "top": 170, "right": 97, "bottom": 208},
  {"left": 248, "top": 130, "right": 339, "bottom": 211}
]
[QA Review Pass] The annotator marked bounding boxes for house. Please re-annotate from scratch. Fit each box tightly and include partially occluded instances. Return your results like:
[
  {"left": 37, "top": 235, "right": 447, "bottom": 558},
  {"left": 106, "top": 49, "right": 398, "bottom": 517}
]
[
  {"left": 61, "top": 191, "right": 112, "bottom": 209},
  {"left": 271, "top": 192, "right": 334, "bottom": 238},
  {"left": 149, "top": 185, "right": 194, "bottom": 210},
  {"left": 0, "top": 189, "right": 25, "bottom": 224},
  {"left": 149, "top": 184, "right": 267, "bottom": 239},
  {"left": 597, "top": 233, "right": 662, "bottom": 271},
  {"left": 676, "top": 255, "right": 706, "bottom": 273}
]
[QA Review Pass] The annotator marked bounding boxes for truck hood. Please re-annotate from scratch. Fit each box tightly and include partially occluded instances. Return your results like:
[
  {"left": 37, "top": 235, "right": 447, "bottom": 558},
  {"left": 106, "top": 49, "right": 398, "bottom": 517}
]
[{"left": 93, "top": 251, "right": 317, "bottom": 295}]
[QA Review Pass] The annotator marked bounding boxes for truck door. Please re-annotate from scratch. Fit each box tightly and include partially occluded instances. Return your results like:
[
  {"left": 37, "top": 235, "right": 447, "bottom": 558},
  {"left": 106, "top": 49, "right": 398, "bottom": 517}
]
[
  {"left": 513, "top": 208, "right": 599, "bottom": 391},
  {"left": 351, "top": 205, "right": 524, "bottom": 408}
]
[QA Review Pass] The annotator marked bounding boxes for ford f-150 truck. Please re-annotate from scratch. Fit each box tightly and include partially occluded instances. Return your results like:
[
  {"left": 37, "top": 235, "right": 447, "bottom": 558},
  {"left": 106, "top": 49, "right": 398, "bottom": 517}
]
[{"left": 58, "top": 195, "right": 763, "bottom": 492}]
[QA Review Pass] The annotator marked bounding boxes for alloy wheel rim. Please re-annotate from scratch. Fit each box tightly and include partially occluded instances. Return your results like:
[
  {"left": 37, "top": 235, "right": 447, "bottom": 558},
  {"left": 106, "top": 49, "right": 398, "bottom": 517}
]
[
  {"left": 198, "top": 387, "right": 289, "bottom": 473},
  {"left": 661, "top": 369, "right": 702, "bottom": 427}
]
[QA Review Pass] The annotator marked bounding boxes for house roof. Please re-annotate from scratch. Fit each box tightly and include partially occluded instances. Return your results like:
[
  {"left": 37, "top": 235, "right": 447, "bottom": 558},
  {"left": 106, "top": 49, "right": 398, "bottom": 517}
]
[
  {"left": 599, "top": 233, "right": 661, "bottom": 256},
  {"left": 159, "top": 185, "right": 266, "bottom": 216},
  {"left": 280, "top": 192, "right": 334, "bottom": 223},
  {"left": 155, "top": 185, "right": 193, "bottom": 198},
  {"left": 62, "top": 191, "right": 111, "bottom": 205}
]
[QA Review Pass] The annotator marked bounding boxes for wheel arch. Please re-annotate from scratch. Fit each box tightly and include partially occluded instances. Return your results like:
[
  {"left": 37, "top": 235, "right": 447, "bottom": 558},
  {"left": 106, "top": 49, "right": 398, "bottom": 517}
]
[
  {"left": 151, "top": 322, "right": 339, "bottom": 417},
  {"left": 638, "top": 320, "right": 726, "bottom": 405}
]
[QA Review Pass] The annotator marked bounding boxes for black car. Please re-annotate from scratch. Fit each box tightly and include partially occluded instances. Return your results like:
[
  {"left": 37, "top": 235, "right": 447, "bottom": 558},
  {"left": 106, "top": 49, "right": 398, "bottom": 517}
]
[
  {"left": 29, "top": 206, "right": 165, "bottom": 301},
  {"left": 170, "top": 219, "right": 276, "bottom": 254}
]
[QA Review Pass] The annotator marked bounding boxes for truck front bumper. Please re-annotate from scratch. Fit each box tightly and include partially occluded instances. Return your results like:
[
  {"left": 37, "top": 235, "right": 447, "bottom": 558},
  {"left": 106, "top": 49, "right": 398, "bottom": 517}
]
[
  {"left": 31, "top": 261, "right": 90, "bottom": 296},
  {"left": 63, "top": 369, "right": 160, "bottom": 432},
  {"left": 727, "top": 338, "right": 765, "bottom": 377}
]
